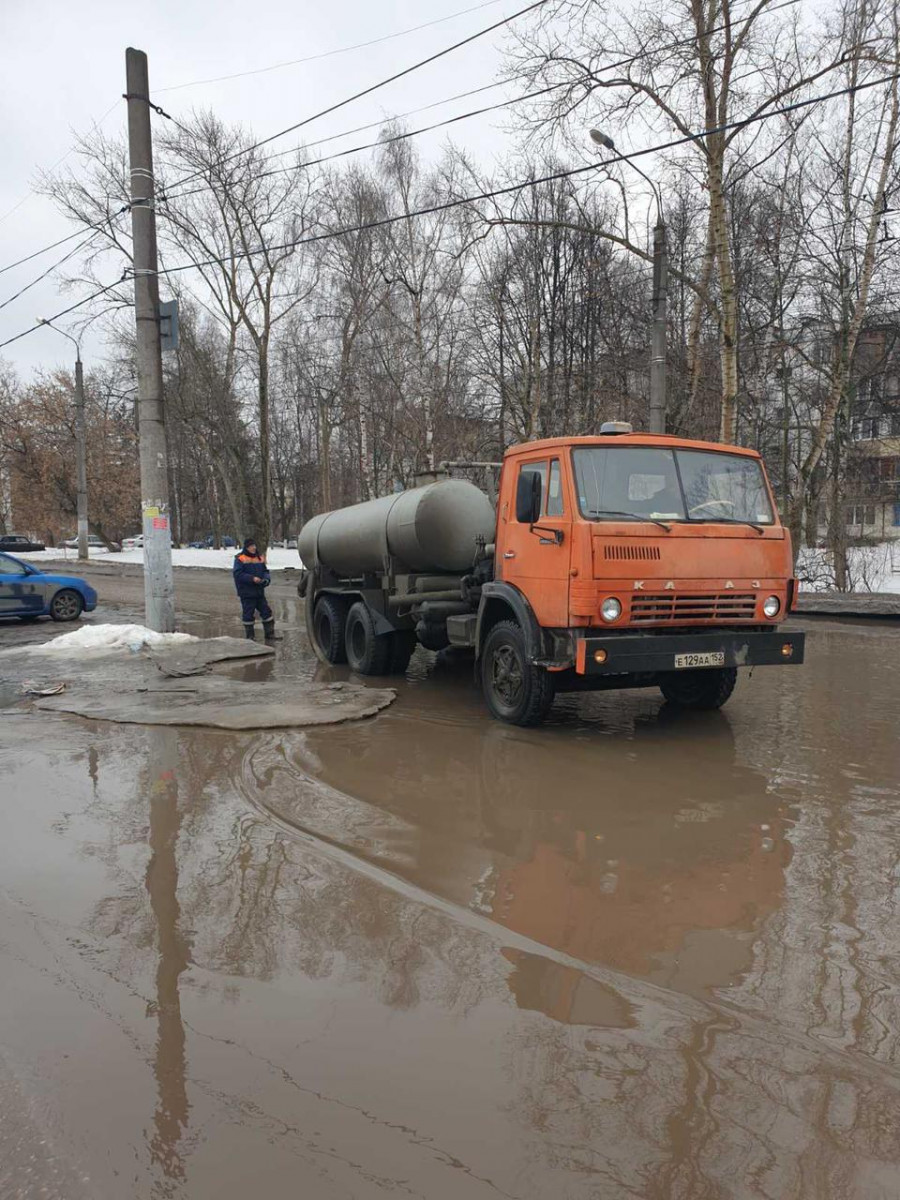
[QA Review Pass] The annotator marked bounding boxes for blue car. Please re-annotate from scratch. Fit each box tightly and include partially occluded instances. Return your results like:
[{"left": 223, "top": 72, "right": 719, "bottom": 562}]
[{"left": 0, "top": 552, "right": 98, "bottom": 623}]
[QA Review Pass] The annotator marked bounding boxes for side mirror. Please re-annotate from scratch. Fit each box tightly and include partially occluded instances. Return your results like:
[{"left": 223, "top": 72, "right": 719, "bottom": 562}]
[{"left": 515, "top": 470, "right": 542, "bottom": 525}]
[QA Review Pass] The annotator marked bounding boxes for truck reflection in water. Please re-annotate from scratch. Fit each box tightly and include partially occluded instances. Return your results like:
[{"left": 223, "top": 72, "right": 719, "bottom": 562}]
[{"left": 286, "top": 687, "right": 788, "bottom": 1016}]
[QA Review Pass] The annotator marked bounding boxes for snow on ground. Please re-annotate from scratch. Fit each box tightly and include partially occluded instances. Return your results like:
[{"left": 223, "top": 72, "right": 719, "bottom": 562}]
[
  {"left": 797, "top": 543, "right": 900, "bottom": 594},
  {"left": 24, "top": 624, "right": 197, "bottom": 656},
  {"left": 15, "top": 547, "right": 304, "bottom": 571}
]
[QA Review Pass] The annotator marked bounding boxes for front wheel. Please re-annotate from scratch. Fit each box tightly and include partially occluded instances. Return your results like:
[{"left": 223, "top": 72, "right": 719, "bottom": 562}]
[
  {"left": 658, "top": 667, "right": 737, "bottom": 710},
  {"left": 49, "top": 589, "right": 84, "bottom": 622},
  {"left": 480, "top": 620, "right": 555, "bottom": 726}
]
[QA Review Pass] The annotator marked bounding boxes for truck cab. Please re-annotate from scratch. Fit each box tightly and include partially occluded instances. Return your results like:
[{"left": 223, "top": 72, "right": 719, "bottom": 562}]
[{"left": 474, "top": 427, "right": 804, "bottom": 723}]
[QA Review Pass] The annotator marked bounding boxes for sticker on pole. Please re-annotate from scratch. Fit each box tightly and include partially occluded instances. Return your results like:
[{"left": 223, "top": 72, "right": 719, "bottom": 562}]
[{"left": 152, "top": 516, "right": 169, "bottom": 530}]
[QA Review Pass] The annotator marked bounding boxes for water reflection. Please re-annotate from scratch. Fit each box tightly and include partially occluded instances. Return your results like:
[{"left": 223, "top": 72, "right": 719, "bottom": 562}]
[
  {"left": 39, "top": 619, "right": 899, "bottom": 1197},
  {"left": 259, "top": 703, "right": 788, "bottom": 1003},
  {"left": 145, "top": 730, "right": 191, "bottom": 1190}
]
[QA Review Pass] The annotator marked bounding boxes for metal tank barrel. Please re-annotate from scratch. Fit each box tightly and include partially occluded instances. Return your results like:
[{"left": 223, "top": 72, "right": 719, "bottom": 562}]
[{"left": 298, "top": 478, "right": 495, "bottom": 576}]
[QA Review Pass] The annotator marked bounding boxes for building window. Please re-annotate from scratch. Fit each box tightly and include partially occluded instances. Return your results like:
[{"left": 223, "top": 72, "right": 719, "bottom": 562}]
[
  {"left": 894, "top": 503, "right": 900, "bottom": 526},
  {"left": 846, "top": 504, "right": 877, "bottom": 527}
]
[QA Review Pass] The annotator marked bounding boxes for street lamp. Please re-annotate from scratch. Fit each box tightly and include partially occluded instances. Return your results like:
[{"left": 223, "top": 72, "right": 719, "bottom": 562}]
[
  {"left": 39, "top": 320, "right": 89, "bottom": 560},
  {"left": 589, "top": 129, "right": 667, "bottom": 435}
]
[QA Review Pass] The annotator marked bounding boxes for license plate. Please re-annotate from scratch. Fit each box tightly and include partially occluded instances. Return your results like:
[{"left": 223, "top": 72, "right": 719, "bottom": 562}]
[{"left": 674, "top": 651, "right": 725, "bottom": 669}]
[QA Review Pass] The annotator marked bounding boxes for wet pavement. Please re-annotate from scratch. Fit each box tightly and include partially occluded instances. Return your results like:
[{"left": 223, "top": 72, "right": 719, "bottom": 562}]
[{"left": 2, "top": 573, "right": 900, "bottom": 1198}]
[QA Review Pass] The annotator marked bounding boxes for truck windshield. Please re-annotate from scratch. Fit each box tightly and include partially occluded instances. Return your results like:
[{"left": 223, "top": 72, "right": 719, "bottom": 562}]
[{"left": 572, "top": 446, "right": 774, "bottom": 525}]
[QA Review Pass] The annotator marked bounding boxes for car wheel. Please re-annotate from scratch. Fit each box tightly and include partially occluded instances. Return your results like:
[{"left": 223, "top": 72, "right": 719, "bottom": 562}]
[
  {"left": 311, "top": 594, "right": 349, "bottom": 663},
  {"left": 658, "top": 667, "right": 737, "bottom": 710},
  {"left": 480, "top": 620, "right": 555, "bottom": 726},
  {"left": 344, "top": 602, "right": 392, "bottom": 676},
  {"left": 49, "top": 589, "right": 84, "bottom": 622}
]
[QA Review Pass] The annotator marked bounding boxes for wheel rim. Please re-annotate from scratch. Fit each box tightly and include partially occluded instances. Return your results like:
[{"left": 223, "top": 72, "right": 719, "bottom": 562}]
[
  {"left": 54, "top": 592, "right": 80, "bottom": 619},
  {"left": 490, "top": 643, "right": 523, "bottom": 708}
]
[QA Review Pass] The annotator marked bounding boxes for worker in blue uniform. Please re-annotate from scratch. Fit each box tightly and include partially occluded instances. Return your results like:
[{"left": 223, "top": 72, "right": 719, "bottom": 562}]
[{"left": 232, "top": 538, "right": 275, "bottom": 640}]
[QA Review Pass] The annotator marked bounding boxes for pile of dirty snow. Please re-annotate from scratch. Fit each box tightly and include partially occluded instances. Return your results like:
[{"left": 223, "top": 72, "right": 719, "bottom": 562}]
[{"left": 29, "top": 624, "right": 197, "bottom": 656}]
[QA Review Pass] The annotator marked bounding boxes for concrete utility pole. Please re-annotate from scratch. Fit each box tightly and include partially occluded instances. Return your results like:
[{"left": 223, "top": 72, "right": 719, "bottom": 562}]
[
  {"left": 125, "top": 47, "right": 175, "bottom": 632},
  {"left": 40, "top": 321, "right": 88, "bottom": 560},
  {"left": 590, "top": 130, "right": 668, "bottom": 434},
  {"left": 74, "top": 357, "right": 89, "bottom": 560},
  {"left": 650, "top": 219, "right": 668, "bottom": 436}
]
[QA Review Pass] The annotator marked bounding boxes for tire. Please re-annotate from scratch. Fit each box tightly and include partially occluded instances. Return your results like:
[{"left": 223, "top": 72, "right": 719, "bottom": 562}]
[
  {"left": 480, "top": 620, "right": 555, "bottom": 726},
  {"left": 658, "top": 667, "right": 737, "bottom": 710},
  {"left": 49, "top": 589, "right": 84, "bottom": 622},
  {"left": 345, "top": 602, "right": 392, "bottom": 676},
  {"left": 388, "top": 631, "right": 417, "bottom": 675},
  {"left": 311, "top": 594, "right": 349, "bottom": 664}
]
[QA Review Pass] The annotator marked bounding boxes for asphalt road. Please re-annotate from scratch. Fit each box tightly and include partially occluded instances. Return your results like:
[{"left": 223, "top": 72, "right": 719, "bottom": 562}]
[{"left": 1, "top": 567, "right": 899, "bottom": 1198}]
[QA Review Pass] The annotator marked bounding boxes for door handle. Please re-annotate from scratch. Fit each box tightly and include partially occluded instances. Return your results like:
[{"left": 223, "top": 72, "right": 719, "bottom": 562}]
[{"left": 503, "top": 551, "right": 516, "bottom": 559}]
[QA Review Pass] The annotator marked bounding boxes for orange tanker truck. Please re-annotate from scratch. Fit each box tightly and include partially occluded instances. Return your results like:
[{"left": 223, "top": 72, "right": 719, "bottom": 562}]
[{"left": 297, "top": 423, "right": 805, "bottom": 726}]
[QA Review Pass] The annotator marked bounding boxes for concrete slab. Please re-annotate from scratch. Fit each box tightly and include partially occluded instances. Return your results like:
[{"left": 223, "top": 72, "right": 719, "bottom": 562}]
[{"left": 34, "top": 676, "right": 395, "bottom": 730}]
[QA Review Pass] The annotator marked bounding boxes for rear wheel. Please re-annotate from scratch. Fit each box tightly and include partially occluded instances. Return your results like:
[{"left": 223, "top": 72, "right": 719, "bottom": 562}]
[
  {"left": 480, "top": 620, "right": 555, "bottom": 726},
  {"left": 311, "top": 594, "right": 348, "bottom": 664},
  {"left": 345, "top": 602, "right": 392, "bottom": 676},
  {"left": 49, "top": 589, "right": 83, "bottom": 622},
  {"left": 658, "top": 667, "right": 737, "bottom": 710}
]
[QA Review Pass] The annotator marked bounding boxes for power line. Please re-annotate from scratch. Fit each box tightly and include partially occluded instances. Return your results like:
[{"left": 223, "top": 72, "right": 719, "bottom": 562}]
[
  {"left": 3, "top": 0, "right": 796, "bottom": 276},
  {"left": 153, "top": 70, "right": 900, "bottom": 280},
  {"left": 0, "top": 276, "right": 128, "bottom": 351},
  {"left": 158, "top": 0, "right": 800, "bottom": 204},
  {"left": 0, "top": 205, "right": 130, "bottom": 279},
  {"left": 161, "top": 0, "right": 550, "bottom": 193},
  {"left": 161, "top": 81, "right": 566, "bottom": 204},
  {"left": 155, "top": 0, "right": 508, "bottom": 93},
  {"left": 4, "top": 67, "right": 896, "bottom": 353},
  {"left": 0, "top": 229, "right": 102, "bottom": 314}
]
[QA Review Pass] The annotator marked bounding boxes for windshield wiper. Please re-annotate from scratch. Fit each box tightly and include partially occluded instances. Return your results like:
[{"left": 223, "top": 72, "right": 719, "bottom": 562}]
[
  {"left": 690, "top": 516, "right": 766, "bottom": 535},
  {"left": 585, "top": 510, "right": 672, "bottom": 532}
]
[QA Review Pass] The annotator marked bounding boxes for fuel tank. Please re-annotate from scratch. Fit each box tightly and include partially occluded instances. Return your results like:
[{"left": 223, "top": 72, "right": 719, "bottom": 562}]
[{"left": 298, "top": 478, "right": 496, "bottom": 576}]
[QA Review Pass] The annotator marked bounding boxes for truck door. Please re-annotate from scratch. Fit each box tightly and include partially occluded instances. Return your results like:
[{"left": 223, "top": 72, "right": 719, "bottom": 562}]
[{"left": 499, "top": 457, "right": 571, "bottom": 627}]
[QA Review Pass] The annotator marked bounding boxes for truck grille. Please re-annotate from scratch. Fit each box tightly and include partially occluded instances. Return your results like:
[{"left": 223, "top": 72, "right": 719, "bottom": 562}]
[
  {"left": 603, "top": 544, "right": 661, "bottom": 561},
  {"left": 630, "top": 593, "right": 757, "bottom": 623}
]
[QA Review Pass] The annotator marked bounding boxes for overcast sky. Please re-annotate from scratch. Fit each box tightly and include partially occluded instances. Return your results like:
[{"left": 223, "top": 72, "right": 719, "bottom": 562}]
[{"left": 0, "top": 0, "right": 535, "bottom": 376}]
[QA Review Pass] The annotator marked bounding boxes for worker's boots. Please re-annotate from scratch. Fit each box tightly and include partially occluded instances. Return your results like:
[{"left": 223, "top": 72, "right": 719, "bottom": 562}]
[
  {"left": 263, "top": 618, "right": 282, "bottom": 641},
  {"left": 243, "top": 623, "right": 256, "bottom": 641}
]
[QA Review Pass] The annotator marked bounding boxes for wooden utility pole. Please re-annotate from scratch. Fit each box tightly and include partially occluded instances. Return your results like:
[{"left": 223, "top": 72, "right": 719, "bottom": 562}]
[{"left": 125, "top": 47, "right": 175, "bottom": 632}]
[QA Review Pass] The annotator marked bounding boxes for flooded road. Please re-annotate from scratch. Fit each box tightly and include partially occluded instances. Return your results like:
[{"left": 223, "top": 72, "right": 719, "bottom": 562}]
[{"left": 2, "top": 571, "right": 900, "bottom": 1198}]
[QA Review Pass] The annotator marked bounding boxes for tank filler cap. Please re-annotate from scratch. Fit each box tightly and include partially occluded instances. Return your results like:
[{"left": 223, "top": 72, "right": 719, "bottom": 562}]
[{"left": 600, "top": 421, "right": 633, "bottom": 435}]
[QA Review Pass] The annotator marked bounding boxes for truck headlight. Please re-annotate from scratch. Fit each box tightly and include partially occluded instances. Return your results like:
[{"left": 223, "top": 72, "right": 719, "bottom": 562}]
[
  {"left": 601, "top": 597, "right": 622, "bottom": 622},
  {"left": 763, "top": 595, "right": 781, "bottom": 618}
]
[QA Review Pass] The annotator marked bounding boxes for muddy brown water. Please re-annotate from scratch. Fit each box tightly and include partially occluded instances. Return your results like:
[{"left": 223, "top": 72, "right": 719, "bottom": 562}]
[{"left": 1, "top": 568, "right": 900, "bottom": 1198}]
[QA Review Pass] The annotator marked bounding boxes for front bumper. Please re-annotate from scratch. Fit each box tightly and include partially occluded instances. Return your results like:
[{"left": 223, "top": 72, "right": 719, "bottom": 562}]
[{"left": 577, "top": 628, "right": 805, "bottom": 675}]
